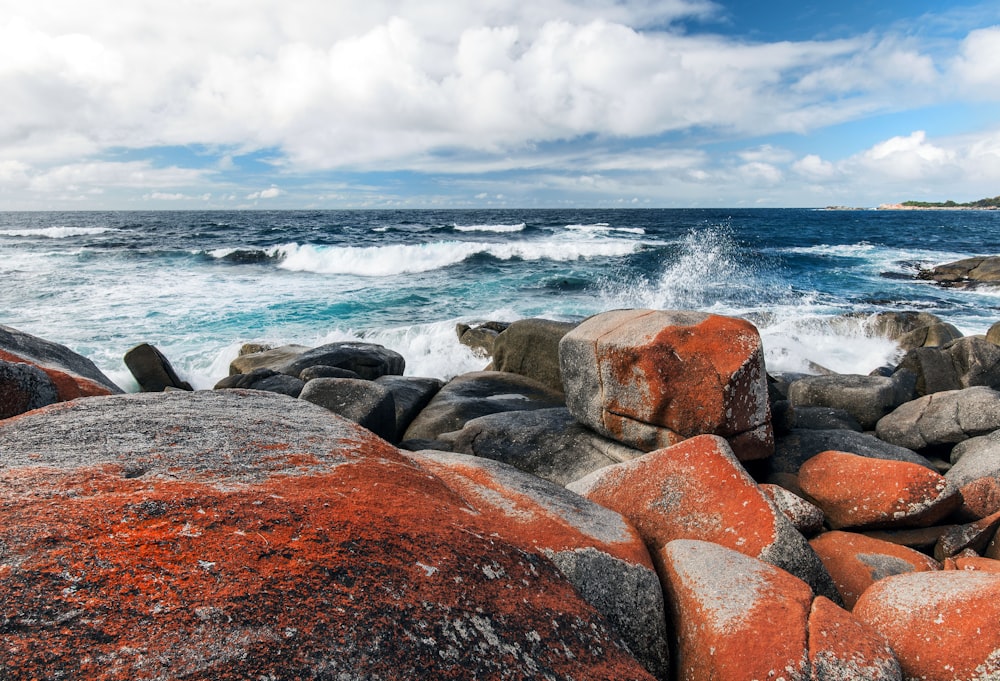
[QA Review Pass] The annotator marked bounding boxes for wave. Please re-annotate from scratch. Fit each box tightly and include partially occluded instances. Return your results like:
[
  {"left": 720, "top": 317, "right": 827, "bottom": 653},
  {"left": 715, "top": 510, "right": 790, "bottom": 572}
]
[
  {"left": 269, "top": 239, "right": 640, "bottom": 276},
  {"left": 452, "top": 222, "right": 526, "bottom": 233},
  {"left": 0, "top": 226, "right": 117, "bottom": 239},
  {"left": 564, "top": 223, "right": 645, "bottom": 235}
]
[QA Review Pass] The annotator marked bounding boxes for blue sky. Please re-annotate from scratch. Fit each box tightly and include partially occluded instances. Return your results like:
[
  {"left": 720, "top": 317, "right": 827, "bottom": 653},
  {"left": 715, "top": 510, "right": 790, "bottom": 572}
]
[{"left": 1, "top": 0, "right": 998, "bottom": 209}]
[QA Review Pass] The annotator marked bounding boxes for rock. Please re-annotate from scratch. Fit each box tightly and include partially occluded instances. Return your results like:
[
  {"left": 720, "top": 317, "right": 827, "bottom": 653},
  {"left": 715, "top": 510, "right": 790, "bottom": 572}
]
[
  {"left": 278, "top": 341, "right": 405, "bottom": 380},
  {"left": 946, "top": 555, "right": 1000, "bottom": 571},
  {"left": 407, "top": 449, "right": 670, "bottom": 679},
  {"left": 861, "top": 526, "right": 955, "bottom": 553},
  {"left": 897, "top": 336, "right": 1000, "bottom": 396},
  {"left": 851, "top": 310, "right": 948, "bottom": 340},
  {"left": 229, "top": 343, "right": 309, "bottom": 375},
  {"left": 374, "top": 375, "right": 443, "bottom": 442},
  {"left": 944, "top": 430, "right": 1000, "bottom": 518},
  {"left": 787, "top": 372, "right": 915, "bottom": 431},
  {"left": 809, "top": 530, "right": 940, "bottom": 609},
  {"left": 799, "top": 450, "right": 961, "bottom": 529},
  {"left": 760, "top": 483, "right": 826, "bottom": 536},
  {"left": 456, "top": 320, "right": 509, "bottom": 357},
  {"left": 568, "top": 434, "right": 839, "bottom": 601},
  {"left": 441, "top": 407, "right": 642, "bottom": 486},
  {"left": 934, "top": 509, "right": 1000, "bottom": 562},
  {"left": 0, "top": 324, "right": 121, "bottom": 399},
  {"left": 987, "top": 320, "right": 1000, "bottom": 346},
  {"left": 401, "top": 370, "right": 564, "bottom": 442},
  {"left": 298, "top": 364, "right": 362, "bottom": 381},
  {"left": 918, "top": 255, "right": 1000, "bottom": 286},
  {"left": 123, "top": 343, "right": 193, "bottom": 392},
  {"left": 854, "top": 570, "right": 1000, "bottom": 681},
  {"left": 299, "top": 377, "right": 397, "bottom": 441},
  {"left": 788, "top": 405, "right": 863, "bottom": 431},
  {"left": 491, "top": 318, "right": 577, "bottom": 394},
  {"left": 559, "top": 309, "right": 772, "bottom": 460},
  {"left": 214, "top": 367, "right": 305, "bottom": 397},
  {"left": 896, "top": 322, "right": 963, "bottom": 351},
  {"left": 0, "top": 359, "right": 59, "bottom": 419},
  {"left": 807, "top": 595, "right": 902, "bottom": 681},
  {"left": 770, "top": 429, "right": 936, "bottom": 480},
  {"left": 875, "top": 386, "right": 1000, "bottom": 451},
  {"left": 0, "top": 391, "right": 655, "bottom": 680}
]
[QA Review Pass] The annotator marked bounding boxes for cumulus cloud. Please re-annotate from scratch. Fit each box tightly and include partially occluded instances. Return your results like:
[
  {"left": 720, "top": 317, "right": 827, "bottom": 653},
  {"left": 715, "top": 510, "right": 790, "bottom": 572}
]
[{"left": 247, "top": 186, "right": 283, "bottom": 200}]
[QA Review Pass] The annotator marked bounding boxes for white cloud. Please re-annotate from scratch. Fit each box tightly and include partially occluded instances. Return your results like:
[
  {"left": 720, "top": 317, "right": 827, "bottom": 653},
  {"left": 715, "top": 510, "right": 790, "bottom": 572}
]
[
  {"left": 246, "top": 186, "right": 283, "bottom": 200},
  {"left": 951, "top": 25, "right": 1000, "bottom": 94}
]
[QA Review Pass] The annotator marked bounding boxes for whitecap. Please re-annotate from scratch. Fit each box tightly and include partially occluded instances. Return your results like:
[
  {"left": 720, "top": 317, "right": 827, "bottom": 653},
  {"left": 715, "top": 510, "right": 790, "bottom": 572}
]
[
  {"left": 565, "top": 223, "right": 645, "bottom": 235},
  {"left": 0, "top": 226, "right": 117, "bottom": 238},
  {"left": 452, "top": 222, "right": 526, "bottom": 233}
]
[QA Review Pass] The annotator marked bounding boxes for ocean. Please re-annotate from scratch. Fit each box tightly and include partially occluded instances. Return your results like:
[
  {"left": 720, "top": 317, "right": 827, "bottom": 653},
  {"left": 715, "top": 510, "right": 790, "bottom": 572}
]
[{"left": 2, "top": 208, "right": 998, "bottom": 391}]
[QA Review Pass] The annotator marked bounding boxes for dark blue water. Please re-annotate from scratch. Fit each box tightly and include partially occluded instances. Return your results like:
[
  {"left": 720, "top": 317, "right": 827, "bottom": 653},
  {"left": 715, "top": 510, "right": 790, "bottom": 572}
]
[{"left": 2, "top": 208, "right": 998, "bottom": 389}]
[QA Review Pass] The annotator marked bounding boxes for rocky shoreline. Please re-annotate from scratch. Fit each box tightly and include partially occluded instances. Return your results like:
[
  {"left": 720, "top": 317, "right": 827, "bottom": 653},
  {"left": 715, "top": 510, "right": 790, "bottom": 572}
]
[{"left": 3, "top": 293, "right": 1000, "bottom": 678}]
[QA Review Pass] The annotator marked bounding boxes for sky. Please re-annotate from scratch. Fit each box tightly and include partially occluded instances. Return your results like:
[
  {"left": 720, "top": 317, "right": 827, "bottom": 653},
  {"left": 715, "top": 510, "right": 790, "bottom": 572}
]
[{"left": 1, "top": 0, "right": 999, "bottom": 210}]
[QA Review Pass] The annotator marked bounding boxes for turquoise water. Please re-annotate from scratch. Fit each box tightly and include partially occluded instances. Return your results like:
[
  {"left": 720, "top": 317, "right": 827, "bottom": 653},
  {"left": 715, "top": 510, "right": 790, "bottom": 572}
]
[{"left": 2, "top": 208, "right": 998, "bottom": 390}]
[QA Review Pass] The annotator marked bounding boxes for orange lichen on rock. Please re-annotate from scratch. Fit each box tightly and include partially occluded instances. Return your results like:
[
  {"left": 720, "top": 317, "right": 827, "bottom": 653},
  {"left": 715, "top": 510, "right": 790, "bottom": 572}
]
[
  {"left": 0, "top": 348, "right": 116, "bottom": 400},
  {"left": 807, "top": 596, "right": 902, "bottom": 680}
]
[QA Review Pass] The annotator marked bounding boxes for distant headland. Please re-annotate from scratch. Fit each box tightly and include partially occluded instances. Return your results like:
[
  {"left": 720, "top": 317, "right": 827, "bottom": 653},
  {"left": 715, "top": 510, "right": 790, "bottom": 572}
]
[{"left": 877, "top": 194, "right": 1000, "bottom": 210}]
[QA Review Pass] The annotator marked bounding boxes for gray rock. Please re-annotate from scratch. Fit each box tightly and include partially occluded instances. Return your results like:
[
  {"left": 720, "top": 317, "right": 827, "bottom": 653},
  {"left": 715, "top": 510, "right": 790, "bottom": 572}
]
[
  {"left": 229, "top": 343, "right": 309, "bottom": 375},
  {"left": 402, "top": 371, "right": 564, "bottom": 442},
  {"left": 215, "top": 368, "right": 305, "bottom": 397},
  {"left": 918, "top": 255, "right": 1000, "bottom": 286},
  {"left": 279, "top": 341, "right": 405, "bottom": 380},
  {"left": 456, "top": 321, "right": 508, "bottom": 357},
  {"left": 945, "top": 430, "right": 1000, "bottom": 518},
  {"left": 299, "top": 365, "right": 362, "bottom": 381},
  {"left": 491, "top": 318, "right": 577, "bottom": 394},
  {"left": 441, "top": 407, "right": 641, "bottom": 485},
  {"left": 787, "top": 372, "right": 915, "bottom": 430},
  {"left": 987, "top": 321, "right": 1000, "bottom": 346},
  {"left": 299, "top": 377, "right": 397, "bottom": 442},
  {"left": 0, "top": 359, "right": 59, "bottom": 419},
  {"left": 897, "top": 322, "right": 963, "bottom": 351},
  {"left": 124, "top": 343, "right": 193, "bottom": 392},
  {"left": 0, "top": 324, "right": 122, "bottom": 395},
  {"left": 875, "top": 386, "right": 1000, "bottom": 451},
  {"left": 374, "top": 375, "right": 443, "bottom": 442},
  {"left": 788, "top": 405, "right": 863, "bottom": 432},
  {"left": 770, "top": 429, "right": 936, "bottom": 478},
  {"left": 898, "top": 336, "right": 1000, "bottom": 396}
]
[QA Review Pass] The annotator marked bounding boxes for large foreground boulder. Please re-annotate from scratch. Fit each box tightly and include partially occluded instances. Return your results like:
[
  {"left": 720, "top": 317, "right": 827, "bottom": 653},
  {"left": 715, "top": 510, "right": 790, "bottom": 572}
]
[
  {"left": 0, "top": 391, "right": 653, "bottom": 680},
  {"left": 0, "top": 324, "right": 121, "bottom": 399},
  {"left": 559, "top": 310, "right": 772, "bottom": 460}
]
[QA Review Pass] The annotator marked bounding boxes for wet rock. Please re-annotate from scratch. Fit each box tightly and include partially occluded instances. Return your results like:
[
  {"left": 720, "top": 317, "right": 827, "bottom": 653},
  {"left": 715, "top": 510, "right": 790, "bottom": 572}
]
[
  {"left": 0, "top": 323, "right": 121, "bottom": 399},
  {"left": 568, "top": 434, "right": 838, "bottom": 601},
  {"left": 408, "top": 449, "right": 670, "bottom": 679},
  {"left": 299, "top": 377, "right": 397, "bottom": 442},
  {"left": 0, "top": 391, "right": 655, "bottom": 680},
  {"left": 123, "top": 342, "right": 193, "bottom": 392},
  {"left": 854, "top": 570, "right": 1000, "bottom": 681},
  {"left": 809, "top": 530, "right": 940, "bottom": 609},
  {"left": 456, "top": 320, "right": 509, "bottom": 357},
  {"left": 492, "top": 317, "right": 577, "bottom": 394},
  {"left": 402, "top": 370, "right": 564, "bottom": 442},
  {"left": 560, "top": 309, "right": 772, "bottom": 460},
  {"left": 441, "top": 407, "right": 642, "bottom": 485},
  {"left": 799, "top": 450, "right": 961, "bottom": 529},
  {"left": 0, "top": 359, "right": 59, "bottom": 419},
  {"left": 214, "top": 367, "right": 305, "bottom": 397},
  {"left": 917, "top": 255, "right": 1000, "bottom": 286},
  {"left": 787, "top": 372, "right": 915, "bottom": 430},
  {"left": 229, "top": 343, "right": 309, "bottom": 375},
  {"left": 875, "top": 386, "right": 1000, "bottom": 451},
  {"left": 374, "top": 375, "right": 443, "bottom": 442},
  {"left": 897, "top": 336, "right": 1000, "bottom": 396},
  {"left": 279, "top": 341, "right": 405, "bottom": 380}
]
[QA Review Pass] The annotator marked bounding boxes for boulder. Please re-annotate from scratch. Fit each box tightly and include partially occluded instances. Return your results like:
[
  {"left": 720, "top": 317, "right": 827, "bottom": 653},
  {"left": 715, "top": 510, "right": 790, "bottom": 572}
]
[
  {"left": 0, "top": 324, "right": 121, "bottom": 399},
  {"left": 809, "top": 530, "right": 940, "bottom": 609},
  {"left": 279, "top": 341, "right": 405, "bottom": 380},
  {"left": 934, "top": 509, "right": 1000, "bottom": 562},
  {"left": 123, "top": 343, "right": 193, "bottom": 392},
  {"left": 875, "top": 386, "right": 1000, "bottom": 451},
  {"left": 567, "top": 434, "right": 839, "bottom": 601},
  {"left": 298, "top": 377, "right": 397, "bottom": 442},
  {"left": 799, "top": 450, "right": 961, "bottom": 529},
  {"left": 0, "top": 359, "right": 59, "bottom": 419},
  {"left": 456, "top": 320, "right": 509, "bottom": 357},
  {"left": 944, "top": 430, "right": 1000, "bottom": 518},
  {"left": 491, "top": 318, "right": 577, "bottom": 394},
  {"left": 374, "top": 375, "right": 443, "bottom": 441},
  {"left": 0, "top": 391, "right": 654, "bottom": 680},
  {"left": 807, "top": 596, "right": 902, "bottom": 681},
  {"left": 918, "top": 255, "right": 1000, "bottom": 286},
  {"left": 897, "top": 336, "right": 1000, "bottom": 396},
  {"left": 770, "top": 428, "right": 937, "bottom": 480},
  {"left": 401, "top": 371, "right": 564, "bottom": 442},
  {"left": 987, "top": 320, "right": 1000, "bottom": 346},
  {"left": 407, "top": 449, "right": 670, "bottom": 679},
  {"left": 229, "top": 343, "right": 309, "bottom": 375},
  {"left": 440, "top": 407, "right": 642, "bottom": 486},
  {"left": 787, "top": 405, "right": 863, "bottom": 432},
  {"left": 853, "top": 310, "right": 964, "bottom": 351},
  {"left": 896, "top": 322, "right": 963, "bottom": 351},
  {"left": 559, "top": 309, "right": 772, "bottom": 460},
  {"left": 214, "top": 367, "right": 305, "bottom": 397},
  {"left": 854, "top": 571, "right": 1000, "bottom": 681},
  {"left": 298, "top": 365, "right": 362, "bottom": 381},
  {"left": 787, "top": 372, "right": 915, "bottom": 430},
  {"left": 760, "top": 483, "right": 826, "bottom": 536}
]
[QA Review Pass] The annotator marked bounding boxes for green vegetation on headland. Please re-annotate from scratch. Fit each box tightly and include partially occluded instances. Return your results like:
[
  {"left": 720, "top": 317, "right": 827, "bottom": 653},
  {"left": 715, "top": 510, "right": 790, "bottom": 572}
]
[{"left": 901, "top": 195, "right": 1000, "bottom": 208}]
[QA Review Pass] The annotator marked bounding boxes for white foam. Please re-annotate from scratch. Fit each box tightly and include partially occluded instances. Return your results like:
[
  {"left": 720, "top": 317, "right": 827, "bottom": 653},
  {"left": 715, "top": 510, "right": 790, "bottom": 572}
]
[
  {"left": 0, "top": 226, "right": 116, "bottom": 238},
  {"left": 453, "top": 222, "right": 526, "bottom": 233},
  {"left": 565, "top": 223, "right": 645, "bottom": 235}
]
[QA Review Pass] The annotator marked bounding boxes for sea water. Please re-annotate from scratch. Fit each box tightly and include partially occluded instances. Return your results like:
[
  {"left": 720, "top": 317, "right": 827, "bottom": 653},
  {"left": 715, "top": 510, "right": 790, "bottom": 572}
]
[{"left": 1, "top": 208, "right": 998, "bottom": 391}]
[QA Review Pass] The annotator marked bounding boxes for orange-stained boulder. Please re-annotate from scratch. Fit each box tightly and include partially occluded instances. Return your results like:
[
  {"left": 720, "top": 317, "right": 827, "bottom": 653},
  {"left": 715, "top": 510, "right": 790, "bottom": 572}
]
[
  {"left": 799, "top": 450, "right": 961, "bottom": 529},
  {"left": 407, "top": 449, "right": 670, "bottom": 679},
  {"left": 0, "top": 391, "right": 654, "bottom": 680},
  {"left": 0, "top": 324, "right": 121, "bottom": 401},
  {"left": 934, "top": 509, "right": 1000, "bottom": 561},
  {"left": 854, "top": 571, "right": 1000, "bottom": 681},
  {"left": 809, "top": 530, "right": 940, "bottom": 609},
  {"left": 559, "top": 309, "right": 772, "bottom": 460},
  {"left": 808, "top": 596, "right": 902, "bottom": 680},
  {"left": 946, "top": 555, "right": 1000, "bottom": 572},
  {"left": 761, "top": 482, "right": 826, "bottom": 536},
  {"left": 660, "top": 539, "right": 813, "bottom": 681},
  {"left": 568, "top": 434, "right": 838, "bottom": 600}
]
